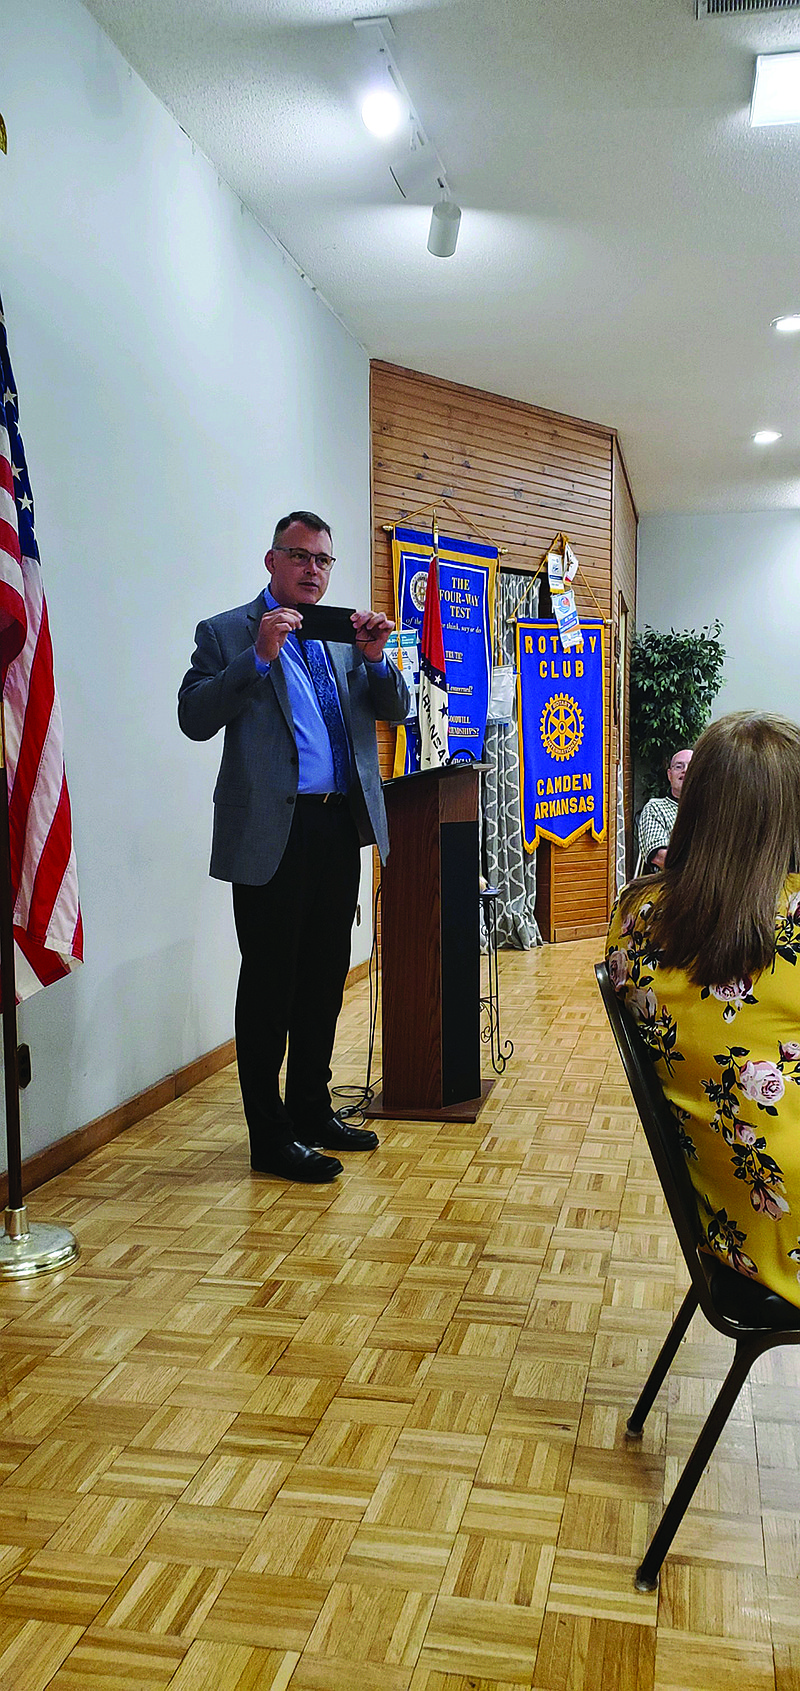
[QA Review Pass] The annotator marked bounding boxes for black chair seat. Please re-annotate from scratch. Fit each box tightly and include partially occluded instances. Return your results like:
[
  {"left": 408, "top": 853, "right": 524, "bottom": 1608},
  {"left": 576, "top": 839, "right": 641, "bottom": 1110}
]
[
  {"left": 595, "top": 958, "right": 800, "bottom": 1591},
  {"left": 706, "top": 1259, "right": 800, "bottom": 1330}
]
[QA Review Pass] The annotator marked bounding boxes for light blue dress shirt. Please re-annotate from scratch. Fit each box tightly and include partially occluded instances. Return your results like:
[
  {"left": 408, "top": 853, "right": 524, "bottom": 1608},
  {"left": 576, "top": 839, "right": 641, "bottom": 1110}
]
[
  {"left": 254, "top": 590, "right": 391, "bottom": 795},
  {"left": 252, "top": 589, "right": 350, "bottom": 793}
]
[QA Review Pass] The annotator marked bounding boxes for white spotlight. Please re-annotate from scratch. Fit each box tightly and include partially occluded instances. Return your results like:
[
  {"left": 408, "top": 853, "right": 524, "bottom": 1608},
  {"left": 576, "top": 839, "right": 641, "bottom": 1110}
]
[
  {"left": 427, "top": 200, "right": 461, "bottom": 259},
  {"left": 772, "top": 315, "right": 800, "bottom": 335},
  {"left": 753, "top": 430, "right": 782, "bottom": 445},
  {"left": 361, "top": 86, "right": 402, "bottom": 138},
  {"left": 751, "top": 52, "right": 800, "bottom": 127}
]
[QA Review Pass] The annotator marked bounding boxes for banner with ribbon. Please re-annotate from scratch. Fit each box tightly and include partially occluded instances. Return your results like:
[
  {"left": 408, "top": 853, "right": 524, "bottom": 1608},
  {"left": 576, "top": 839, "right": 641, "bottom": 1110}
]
[
  {"left": 418, "top": 551, "right": 449, "bottom": 769},
  {"left": 391, "top": 525, "right": 497, "bottom": 775},
  {"left": 516, "top": 618, "right": 606, "bottom": 851}
]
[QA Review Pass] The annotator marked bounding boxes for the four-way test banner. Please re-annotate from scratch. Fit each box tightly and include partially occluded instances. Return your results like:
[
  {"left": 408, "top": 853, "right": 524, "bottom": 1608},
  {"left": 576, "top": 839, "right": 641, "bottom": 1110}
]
[
  {"left": 515, "top": 619, "right": 606, "bottom": 852},
  {"left": 391, "top": 525, "right": 497, "bottom": 775}
]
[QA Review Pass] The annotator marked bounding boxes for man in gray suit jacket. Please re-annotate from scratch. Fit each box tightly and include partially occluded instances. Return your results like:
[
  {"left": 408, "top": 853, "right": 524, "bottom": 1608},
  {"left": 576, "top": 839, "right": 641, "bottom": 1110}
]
[{"left": 179, "top": 510, "right": 410, "bottom": 1183}]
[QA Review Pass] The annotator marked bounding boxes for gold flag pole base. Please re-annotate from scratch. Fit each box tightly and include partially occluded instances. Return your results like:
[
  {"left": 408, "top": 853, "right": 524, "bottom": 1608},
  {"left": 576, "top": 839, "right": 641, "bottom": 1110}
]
[{"left": 0, "top": 1205, "right": 79, "bottom": 1279}]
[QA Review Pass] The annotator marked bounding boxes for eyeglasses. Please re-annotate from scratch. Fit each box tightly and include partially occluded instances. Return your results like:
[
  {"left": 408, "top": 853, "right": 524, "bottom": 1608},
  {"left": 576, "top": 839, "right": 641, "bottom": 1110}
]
[
  {"left": 670, "top": 759, "right": 691, "bottom": 772},
  {"left": 273, "top": 546, "right": 335, "bottom": 570}
]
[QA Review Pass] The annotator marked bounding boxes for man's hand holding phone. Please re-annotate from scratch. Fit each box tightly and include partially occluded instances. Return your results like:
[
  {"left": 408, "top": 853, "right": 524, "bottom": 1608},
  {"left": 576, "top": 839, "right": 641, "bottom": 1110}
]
[
  {"left": 256, "top": 603, "right": 396, "bottom": 664},
  {"left": 256, "top": 606, "right": 303, "bottom": 664},
  {"left": 352, "top": 610, "right": 394, "bottom": 663}
]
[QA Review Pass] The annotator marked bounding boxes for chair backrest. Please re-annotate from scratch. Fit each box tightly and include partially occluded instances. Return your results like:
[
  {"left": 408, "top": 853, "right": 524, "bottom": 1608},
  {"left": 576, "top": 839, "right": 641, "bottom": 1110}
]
[
  {"left": 596, "top": 958, "right": 800, "bottom": 1340},
  {"left": 595, "top": 961, "right": 705, "bottom": 1253},
  {"left": 595, "top": 958, "right": 746, "bottom": 1335}
]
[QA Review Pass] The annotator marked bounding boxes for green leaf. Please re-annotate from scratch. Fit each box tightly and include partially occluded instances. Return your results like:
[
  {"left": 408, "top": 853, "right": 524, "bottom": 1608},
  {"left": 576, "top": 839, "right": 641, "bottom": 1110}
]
[{"left": 630, "top": 623, "right": 725, "bottom": 795}]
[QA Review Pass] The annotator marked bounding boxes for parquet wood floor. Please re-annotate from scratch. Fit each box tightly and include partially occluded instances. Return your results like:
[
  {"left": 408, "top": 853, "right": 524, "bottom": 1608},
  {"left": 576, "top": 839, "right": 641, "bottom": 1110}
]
[{"left": 0, "top": 938, "right": 798, "bottom": 1690}]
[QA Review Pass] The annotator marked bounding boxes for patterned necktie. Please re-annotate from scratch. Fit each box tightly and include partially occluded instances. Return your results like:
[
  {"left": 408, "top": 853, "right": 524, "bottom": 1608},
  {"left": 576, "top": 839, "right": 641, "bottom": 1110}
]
[{"left": 300, "top": 639, "right": 351, "bottom": 793}]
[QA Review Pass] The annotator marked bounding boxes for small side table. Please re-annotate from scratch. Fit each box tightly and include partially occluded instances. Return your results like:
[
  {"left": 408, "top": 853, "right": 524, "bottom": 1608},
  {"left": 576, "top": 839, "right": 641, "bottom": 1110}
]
[{"left": 479, "top": 887, "right": 514, "bottom": 1075}]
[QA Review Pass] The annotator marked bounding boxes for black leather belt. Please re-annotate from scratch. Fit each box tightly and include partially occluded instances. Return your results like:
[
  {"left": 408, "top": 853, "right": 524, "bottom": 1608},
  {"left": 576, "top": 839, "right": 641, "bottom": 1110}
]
[{"left": 295, "top": 792, "right": 348, "bottom": 806}]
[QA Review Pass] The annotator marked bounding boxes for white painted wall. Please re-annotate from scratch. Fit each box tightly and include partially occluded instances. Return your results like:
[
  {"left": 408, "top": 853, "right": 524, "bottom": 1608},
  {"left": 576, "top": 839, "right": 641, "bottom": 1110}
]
[
  {"left": 638, "top": 511, "right": 800, "bottom": 722},
  {"left": 1, "top": 0, "right": 372, "bottom": 1158}
]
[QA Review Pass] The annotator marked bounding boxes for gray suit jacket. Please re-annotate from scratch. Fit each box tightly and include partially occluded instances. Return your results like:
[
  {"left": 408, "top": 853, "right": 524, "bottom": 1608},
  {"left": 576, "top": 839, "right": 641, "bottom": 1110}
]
[{"left": 178, "top": 593, "right": 410, "bottom": 884}]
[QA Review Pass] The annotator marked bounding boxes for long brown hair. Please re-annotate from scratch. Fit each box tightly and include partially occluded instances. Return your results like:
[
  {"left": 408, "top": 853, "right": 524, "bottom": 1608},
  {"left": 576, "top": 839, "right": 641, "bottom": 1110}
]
[{"left": 623, "top": 713, "right": 800, "bottom": 985}]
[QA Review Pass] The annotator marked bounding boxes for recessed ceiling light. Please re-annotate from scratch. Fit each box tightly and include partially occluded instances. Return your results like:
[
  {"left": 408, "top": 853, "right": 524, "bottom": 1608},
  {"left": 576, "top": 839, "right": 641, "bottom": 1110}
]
[
  {"left": 753, "top": 430, "right": 782, "bottom": 445},
  {"left": 361, "top": 87, "right": 403, "bottom": 138},
  {"left": 772, "top": 315, "right": 800, "bottom": 335},
  {"left": 751, "top": 52, "right": 800, "bottom": 128}
]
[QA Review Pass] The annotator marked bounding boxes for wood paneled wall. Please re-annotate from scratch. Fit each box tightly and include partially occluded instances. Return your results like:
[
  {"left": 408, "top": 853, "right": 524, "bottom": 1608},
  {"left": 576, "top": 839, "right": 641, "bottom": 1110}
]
[{"left": 369, "top": 361, "right": 637, "bottom": 940}]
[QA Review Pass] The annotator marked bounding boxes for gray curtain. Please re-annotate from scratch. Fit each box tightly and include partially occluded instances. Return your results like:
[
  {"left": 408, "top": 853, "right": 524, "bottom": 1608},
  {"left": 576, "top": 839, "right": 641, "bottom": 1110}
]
[
  {"left": 481, "top": 571, "right": 542, "bottom": 950},
  {"left": 615, "top": 760, "right": 627, "bottom": 894}
]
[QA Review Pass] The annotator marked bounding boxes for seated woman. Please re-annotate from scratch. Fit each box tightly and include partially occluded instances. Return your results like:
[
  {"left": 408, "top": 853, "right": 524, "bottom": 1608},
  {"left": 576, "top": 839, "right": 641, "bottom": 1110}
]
[
  {"left": 636, "top": 748, "right": 692, "bottom": 871},
  {"left": 607, "top": 713, "right": 800, "bottom": 1311}
]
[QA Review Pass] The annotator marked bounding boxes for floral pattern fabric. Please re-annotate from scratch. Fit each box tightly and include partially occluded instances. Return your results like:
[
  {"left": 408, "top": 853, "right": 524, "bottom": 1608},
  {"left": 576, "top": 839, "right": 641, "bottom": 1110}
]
[{"left": 607, "top": 877, "right": 800, "bottom": 1310}]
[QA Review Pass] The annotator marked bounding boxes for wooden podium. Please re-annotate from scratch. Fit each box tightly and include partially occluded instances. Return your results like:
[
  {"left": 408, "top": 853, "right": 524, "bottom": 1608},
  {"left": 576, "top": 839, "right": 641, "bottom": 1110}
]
[{"left": 366, "top": 763, "right": 493, "bottom": 1124}]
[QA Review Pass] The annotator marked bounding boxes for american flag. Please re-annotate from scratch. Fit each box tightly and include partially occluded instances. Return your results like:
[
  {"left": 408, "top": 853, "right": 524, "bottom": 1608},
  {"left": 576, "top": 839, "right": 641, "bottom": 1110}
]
[
  {"left": 0, "top": 294, "right": 82, "bottom": 1001},
  {"left": 418, "top": 545, "right": 449, "bottom": 770}
]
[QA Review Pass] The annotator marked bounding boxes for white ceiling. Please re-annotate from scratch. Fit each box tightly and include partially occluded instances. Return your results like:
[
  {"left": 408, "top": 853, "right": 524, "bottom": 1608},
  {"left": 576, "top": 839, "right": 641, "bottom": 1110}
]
[{"left": 81, "top": 0, "right": 800, "bottom": 512}]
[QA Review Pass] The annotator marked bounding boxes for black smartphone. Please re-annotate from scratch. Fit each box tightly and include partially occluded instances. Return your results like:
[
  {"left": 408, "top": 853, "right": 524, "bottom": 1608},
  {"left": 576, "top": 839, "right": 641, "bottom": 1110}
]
[{"left": 297, "top": 604, "right": 357, "bottom": 644}]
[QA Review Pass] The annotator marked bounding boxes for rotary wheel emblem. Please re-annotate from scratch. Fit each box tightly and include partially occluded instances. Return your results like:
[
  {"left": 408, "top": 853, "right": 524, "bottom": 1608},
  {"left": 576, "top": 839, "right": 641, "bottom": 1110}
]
[
  {"left": 410, "top": 571, "right": 429, "bottom": 612},
  {"left": 540, "top": 693, "right": 584, "bottom": 762}
]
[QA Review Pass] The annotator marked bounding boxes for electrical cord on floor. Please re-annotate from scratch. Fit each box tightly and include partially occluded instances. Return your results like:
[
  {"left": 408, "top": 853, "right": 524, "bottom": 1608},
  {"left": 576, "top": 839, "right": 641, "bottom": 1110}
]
[{"left": 331, "top": 879, "right": 382, "bottom": 1124}]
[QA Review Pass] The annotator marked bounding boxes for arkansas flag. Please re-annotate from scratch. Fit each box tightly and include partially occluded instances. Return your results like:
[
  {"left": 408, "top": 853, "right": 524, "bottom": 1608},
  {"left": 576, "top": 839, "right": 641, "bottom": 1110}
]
[
  {"left": 418, "top": 550, "right": 449, "bottom": 769},
  {"left": 0, "top": 294, "right": 83, "bottom": 1001}
]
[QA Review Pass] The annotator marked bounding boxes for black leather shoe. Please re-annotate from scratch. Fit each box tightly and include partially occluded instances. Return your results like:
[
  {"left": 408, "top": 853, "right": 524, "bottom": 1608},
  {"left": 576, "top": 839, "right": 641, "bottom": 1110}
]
[
  {"left": 300, "top": 1117, "right": 379, "bottom": 1152},
  {"left": 250, "top": 1141, "right": 343, "bottom": 1182}
]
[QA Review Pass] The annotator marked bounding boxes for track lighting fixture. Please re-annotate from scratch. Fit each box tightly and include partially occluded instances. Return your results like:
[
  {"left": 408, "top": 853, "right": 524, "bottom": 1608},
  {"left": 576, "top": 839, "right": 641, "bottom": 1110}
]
[
  {"left": 354, "top": 16, "right": 461, "bottom": 258},
  {"left": 427, "top": 199, "right": 461, "bottom": 259}
]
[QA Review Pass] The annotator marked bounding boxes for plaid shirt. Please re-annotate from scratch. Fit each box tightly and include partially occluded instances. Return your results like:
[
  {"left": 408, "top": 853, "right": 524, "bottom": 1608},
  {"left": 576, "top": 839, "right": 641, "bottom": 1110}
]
[{"left": 637, "top": 795, "right": 678, "bottom": 869}]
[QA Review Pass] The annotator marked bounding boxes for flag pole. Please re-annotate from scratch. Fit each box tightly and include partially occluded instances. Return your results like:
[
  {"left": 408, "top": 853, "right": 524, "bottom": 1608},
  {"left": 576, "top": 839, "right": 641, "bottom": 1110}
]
[
  {"left": 0, "top": 693, "right": 78, "bottom": 1277},
  {"left": 0, "top": 696, "right": 23, "bottom": 1211}
]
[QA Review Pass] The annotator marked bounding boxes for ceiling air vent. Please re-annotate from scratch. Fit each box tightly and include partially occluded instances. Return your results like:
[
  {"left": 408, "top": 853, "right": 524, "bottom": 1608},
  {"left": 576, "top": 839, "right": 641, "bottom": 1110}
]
[{"left": 697, "top": 0, "right": 800, "bottom": 15}]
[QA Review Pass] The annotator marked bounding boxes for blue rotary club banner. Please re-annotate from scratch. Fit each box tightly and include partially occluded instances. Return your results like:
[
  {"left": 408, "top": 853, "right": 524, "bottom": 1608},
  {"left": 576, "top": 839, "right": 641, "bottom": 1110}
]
[
  {"left": 391, "top": 526, "right": 497, "bottom": 775},
  {"left": 516, "top": 618, "right": 606, "bottom": 852}
]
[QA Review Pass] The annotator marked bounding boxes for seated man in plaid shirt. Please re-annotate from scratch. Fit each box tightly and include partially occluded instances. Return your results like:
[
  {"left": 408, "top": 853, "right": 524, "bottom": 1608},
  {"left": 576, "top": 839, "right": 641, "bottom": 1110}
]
[{"left": 637, "top": 748, "right": 693, "bottom": 872}]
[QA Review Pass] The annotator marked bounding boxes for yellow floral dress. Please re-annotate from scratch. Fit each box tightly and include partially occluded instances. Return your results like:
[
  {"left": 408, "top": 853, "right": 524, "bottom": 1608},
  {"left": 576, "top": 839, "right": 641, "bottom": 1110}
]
[{"left": 607, "top": 876, "right": 800, "bottom": 1310}]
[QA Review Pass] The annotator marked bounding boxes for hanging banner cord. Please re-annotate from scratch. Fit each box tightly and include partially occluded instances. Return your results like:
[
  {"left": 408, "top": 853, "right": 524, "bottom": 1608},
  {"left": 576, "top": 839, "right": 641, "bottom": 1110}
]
[{"left": 383, "top": 497, "right": 506, "bottom": 553}]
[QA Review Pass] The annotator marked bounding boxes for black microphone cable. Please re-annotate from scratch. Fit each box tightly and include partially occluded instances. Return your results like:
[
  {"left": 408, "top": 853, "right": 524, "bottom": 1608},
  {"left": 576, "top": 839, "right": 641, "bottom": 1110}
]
[{"left": 331, "top": 878, "right": 382, "bottom": 1123}]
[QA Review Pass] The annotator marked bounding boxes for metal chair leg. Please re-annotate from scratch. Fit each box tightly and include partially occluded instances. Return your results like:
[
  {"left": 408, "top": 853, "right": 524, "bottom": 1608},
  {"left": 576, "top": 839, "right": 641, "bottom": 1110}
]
[
  {"left": 626, "top": 1286, "right": 698, "bottom": 1438},
  {"left": 634, "top": 1335, "right": 761, "bottom": 1590}
]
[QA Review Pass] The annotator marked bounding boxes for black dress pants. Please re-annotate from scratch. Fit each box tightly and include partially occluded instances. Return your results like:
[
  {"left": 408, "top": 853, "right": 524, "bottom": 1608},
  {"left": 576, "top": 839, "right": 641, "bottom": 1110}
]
[{"left": 232, "top": 797, "right": 361, "bottom": 1158}]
